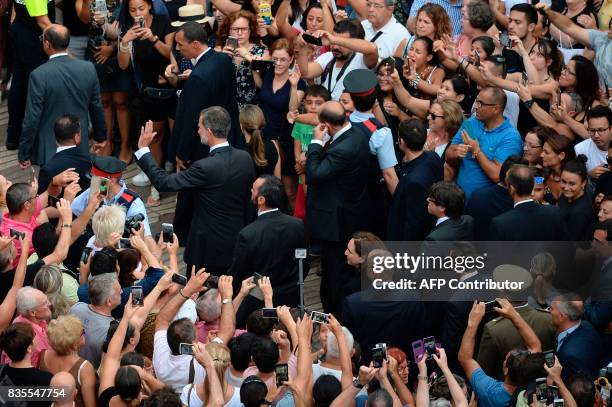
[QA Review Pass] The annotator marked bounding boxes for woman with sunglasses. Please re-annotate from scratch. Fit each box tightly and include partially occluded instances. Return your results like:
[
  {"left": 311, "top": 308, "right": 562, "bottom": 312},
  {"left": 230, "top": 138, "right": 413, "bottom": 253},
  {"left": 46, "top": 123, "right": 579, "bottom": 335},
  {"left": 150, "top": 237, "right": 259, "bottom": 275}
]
[
  {"left": 40, "top": 315, "right": 97, "bottom": 407},
  {"left": 425, "top": 99, "right": 464, "bottom": 160},
  {"left": 540, "top": 132, "right": 576, "bottom": 204},
  {"left": 559, "top": 155, "right": 595, "bottom": 241}
]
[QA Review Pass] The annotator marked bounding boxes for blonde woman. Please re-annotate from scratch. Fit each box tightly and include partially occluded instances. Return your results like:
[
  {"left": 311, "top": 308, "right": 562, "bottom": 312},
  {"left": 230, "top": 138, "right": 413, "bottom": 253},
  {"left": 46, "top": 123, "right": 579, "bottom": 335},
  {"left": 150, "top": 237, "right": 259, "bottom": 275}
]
[
  {"left": 425, "top": 99, "right": 464, "bottom": 159},
  {"left": 40, "top": 315, "right": 97, "bottom": 407},
  {"left": 33, "top": 265, "right": 74, "bottom": 318},
  {"left": 180, "top": 343, "right": 242, "bottom": 406},
  {"left": 91, "top": 204, "right": 126, "bottom": 249},
  {"left": 240, "top": 104, "right": 281, "bottom": 178}
]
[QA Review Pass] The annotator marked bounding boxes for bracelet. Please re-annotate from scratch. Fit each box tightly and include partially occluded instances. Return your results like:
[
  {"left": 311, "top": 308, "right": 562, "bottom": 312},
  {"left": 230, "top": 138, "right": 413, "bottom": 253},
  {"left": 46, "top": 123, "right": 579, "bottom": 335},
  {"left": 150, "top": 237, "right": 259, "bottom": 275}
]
[
  {"left": 418, "top": 374, "right": 428, "bottom": 381},
  {"left": 151, "top": 36, "right": 159, "bottom": 44},
  {"left": 179, "top": 288, "right": 190, "bottom": 299},
  {"left": 523, "top": 99, "right": 535, "bottom": 109},
  {"left": 62, "top": 224, "right": 72, "bottom": 228},
  {"left": 119, "top": 41, "right": 131, "bottom": 53}
]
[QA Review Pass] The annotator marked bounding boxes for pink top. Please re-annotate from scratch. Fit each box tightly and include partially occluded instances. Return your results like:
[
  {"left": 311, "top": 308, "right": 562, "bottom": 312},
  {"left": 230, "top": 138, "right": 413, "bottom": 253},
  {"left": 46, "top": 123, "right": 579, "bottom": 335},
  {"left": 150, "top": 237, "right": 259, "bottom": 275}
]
[
  {"left": 1, "top": 315, "right": 49, "bottom": 368},
  {"left": 454, "top": 34, "right": 471, "bottom": 59},
  {"left": 195, "top": 321, "right": 246, "bottom": 343},
  {"left": 1, "top": 196, "right": 42, "bottom": 266}
]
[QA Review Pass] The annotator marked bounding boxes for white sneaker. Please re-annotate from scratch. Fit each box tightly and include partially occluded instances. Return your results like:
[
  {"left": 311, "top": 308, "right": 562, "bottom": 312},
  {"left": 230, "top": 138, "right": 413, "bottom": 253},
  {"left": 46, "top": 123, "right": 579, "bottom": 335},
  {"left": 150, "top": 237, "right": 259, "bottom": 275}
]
[
  {"left": 147, "top": 186, "right": 161, "bottom": 207},
  {"left": 132, "top": 171, "right": 151, "bottom": 187}
]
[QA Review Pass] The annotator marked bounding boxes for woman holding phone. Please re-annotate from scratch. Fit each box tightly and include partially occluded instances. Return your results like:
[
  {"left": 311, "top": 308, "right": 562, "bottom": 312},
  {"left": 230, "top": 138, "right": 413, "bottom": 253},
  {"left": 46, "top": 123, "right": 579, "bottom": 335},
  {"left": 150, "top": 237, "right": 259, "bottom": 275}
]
[{"left": 216, "top": 10, "right": 270, "bottom": 109}]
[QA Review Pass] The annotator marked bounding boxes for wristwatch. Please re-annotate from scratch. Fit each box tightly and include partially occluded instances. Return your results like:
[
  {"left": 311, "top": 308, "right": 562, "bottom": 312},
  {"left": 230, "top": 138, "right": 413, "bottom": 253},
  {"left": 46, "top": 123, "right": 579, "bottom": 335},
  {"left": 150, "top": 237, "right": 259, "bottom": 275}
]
[
  {"left": 523, "top": 99, "right": 535, "bottom": 109},
  {"left": 222, "top": 298, "right": 231, "bottom": 304},
  {"left": 352, "top": 378, "right": 364, "bottom": 389}
]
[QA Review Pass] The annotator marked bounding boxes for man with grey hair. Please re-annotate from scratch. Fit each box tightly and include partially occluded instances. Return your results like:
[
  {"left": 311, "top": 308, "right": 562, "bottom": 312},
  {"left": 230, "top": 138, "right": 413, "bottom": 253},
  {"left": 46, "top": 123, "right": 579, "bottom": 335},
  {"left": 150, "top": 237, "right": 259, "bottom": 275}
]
[
  {"left": 550, "top": 294, "right": 604, "bottom": 381},
  {"left": 313, "top": 324, "right": 355, "bottom": 382},
  {"left": 136, "top": 111, "right": 255, "bottom": 276},
  {"left": 0, "top": 287, "right": 52, "bottom": 367},
  {"left": 70, "top": 273, "right": 121, "bottom": 368}
]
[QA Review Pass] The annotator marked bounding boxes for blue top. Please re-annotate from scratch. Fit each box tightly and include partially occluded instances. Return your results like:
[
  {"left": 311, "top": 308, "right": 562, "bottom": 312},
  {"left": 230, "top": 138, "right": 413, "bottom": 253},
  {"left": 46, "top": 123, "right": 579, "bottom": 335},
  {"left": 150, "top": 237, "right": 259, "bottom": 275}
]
[
  {"left": 71, "top": 181, "right": 152, "bottom": 237},
  {"left": 349, "top": 111, "right": 398, "bottom": 170},
  {"left": 470, "top": 368, "right": 512, "bottom": 407},
  {"left": 451, "top": 117, "right": 522, "bottom": 199}
]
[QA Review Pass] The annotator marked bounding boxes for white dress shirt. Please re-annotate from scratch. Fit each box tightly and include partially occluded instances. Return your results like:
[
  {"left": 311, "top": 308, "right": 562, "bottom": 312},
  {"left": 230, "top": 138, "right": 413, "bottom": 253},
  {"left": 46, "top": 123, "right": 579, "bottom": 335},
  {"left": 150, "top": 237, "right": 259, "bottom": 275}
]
[{"left": 310, "top": 123, "right": 353, "bottom": 147}]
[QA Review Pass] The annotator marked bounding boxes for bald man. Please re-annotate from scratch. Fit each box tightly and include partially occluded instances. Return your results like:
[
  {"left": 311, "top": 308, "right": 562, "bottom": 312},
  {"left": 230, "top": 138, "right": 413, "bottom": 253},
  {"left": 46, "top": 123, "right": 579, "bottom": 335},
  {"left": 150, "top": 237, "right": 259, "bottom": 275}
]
[
  {"left": 446, "top": 86, "right": 523, "bottom": 199},
  {"left": 18, "top": 24, "right": 106, "bottom": 168},
  {"left": 306, "top": 101, "right": 371, "bottom": 314},
  {"left": 50, "top": 371, "right": 76, "bottom": 406}
]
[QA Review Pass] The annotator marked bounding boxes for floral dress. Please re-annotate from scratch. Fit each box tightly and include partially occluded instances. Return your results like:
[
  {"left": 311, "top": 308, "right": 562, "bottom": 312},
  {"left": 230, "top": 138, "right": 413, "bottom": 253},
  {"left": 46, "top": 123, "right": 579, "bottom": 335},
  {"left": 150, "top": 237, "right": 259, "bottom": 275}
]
[{"left": 235, "top": 44, "right": 266, "bottom": 110}]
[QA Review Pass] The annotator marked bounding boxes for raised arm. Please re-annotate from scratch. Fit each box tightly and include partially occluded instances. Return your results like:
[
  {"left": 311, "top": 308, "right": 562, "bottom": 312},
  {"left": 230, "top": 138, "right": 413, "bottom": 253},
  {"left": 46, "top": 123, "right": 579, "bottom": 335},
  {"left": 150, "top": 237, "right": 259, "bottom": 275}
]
[
  {"left": 294, "top": 316, "right": 314, "bottom": 404},
  {"left": 316, "top": 30, "right": 378, "bottom": 69},
  {"left": 294, "top": 36, "right": 324, "bottom": 79},
  {"left": 346, "top": 0, "right": 368, "bottom": 20},
  {"left": 276, "top": 0, "right": 297, "bottom": 40},
  {"left": 132, "top": 269, "right": 173, "bottom": 330},
  {"left": 210, "top": 0, "right": 241, "bottom": 17},
  {"left": 330, "top": 366, "right": 377, "bottom": 407},
  {"left": 458, "top": 301, "right": 486, "bottom": 381},
  {"left": 433, "top": 348, "right": 469, "bottom": 407},
  {"left": 70, "top": 191, "right": 102, "bottom": 244},
  {"left": 42, "top": 199, "right": 74, "bottom": 265},
  {"left": 277, "top": 306, "right": 299, "bottom": 351},
  {"left": 156, "top": 266, "right": 209, "bottom": 331},
  {"left": 388, "top": 356, "right": 415, "bottom": 407},
  {"left": 216, "top": 275, "right": 236, "bottom": 344},
  {"left": 193, "top": 342, "right": 225, "bottom": 407},
  {"left": 328, "top": 315, "right": 353, "bottom": 390},
  {"left": 415, "top": 355, "right": 430, "bottom": 407},
  {"left": 536, "top": 3, "right": 590, "bottom": 47},
  {"left": 494, "top": 298, "right": 542, "bottom": 353},
  {"left": 544, "top": 357, "right": 578, "bottom": 407},
  {"left": 0, "top": 237, "right": 28, "bottom": 330}
]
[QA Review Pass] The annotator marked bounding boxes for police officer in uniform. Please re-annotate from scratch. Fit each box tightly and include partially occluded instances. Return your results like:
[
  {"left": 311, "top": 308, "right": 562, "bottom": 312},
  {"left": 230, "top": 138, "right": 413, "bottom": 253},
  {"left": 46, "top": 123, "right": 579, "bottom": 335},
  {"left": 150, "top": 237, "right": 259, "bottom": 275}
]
[
  {"left": 343, "top": 69, "right": 398, "bottom": 238},
  {"left": 68, "top": 157, "right": 159, "bottom": 268}
]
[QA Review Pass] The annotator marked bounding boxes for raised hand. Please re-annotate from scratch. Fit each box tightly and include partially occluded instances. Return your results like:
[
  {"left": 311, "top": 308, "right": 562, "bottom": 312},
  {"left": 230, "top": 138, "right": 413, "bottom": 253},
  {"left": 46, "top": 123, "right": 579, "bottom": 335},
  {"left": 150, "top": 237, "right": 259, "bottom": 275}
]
[{"left": 138, "top": 120, "right": 157, "bottom": 149}]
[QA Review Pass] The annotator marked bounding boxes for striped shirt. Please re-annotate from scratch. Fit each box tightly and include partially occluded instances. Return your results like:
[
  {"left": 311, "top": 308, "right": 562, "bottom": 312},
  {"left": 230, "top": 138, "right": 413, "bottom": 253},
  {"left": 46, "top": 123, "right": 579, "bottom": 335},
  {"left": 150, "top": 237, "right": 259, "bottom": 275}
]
[{"left": 409, "top": 0, "right": 463, "bottom": 36}]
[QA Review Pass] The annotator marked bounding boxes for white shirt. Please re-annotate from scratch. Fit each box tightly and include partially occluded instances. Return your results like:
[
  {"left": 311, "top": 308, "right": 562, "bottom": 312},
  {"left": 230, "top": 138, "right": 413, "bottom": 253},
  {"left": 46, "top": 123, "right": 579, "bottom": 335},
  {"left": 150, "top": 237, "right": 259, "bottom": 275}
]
[
  {"left": 514, "top": 198, "right": 534, "bottom": 208},
  {"left": 258, "top": 208, "right": 280, "bottom": 216},
  {"left": 312, "top": 363, "right": 343, "bottom": 383},
  {"left": 56, "top": 145, "right": 77, "bottom": 153},
  {"left": 191, "top": 47, "right": 211, "bottom": 66},
  {"left": 311, "top": 123, "right": 353, "bottom": 146},
  {"left": 574, "top": 138, "right": 607, "bottom": 173},
  {"left": 153, "top": 330, "right": 206, "bottom": 392},
  {"left": 436, "top": 216, "right": 450, "bottom": 226},
  {"left": 361, "top": 16, "right": 411, "bottom": 59},
  {"left": 210, "top": 141, "right": 230, "bottom": 153},
  {"left": 49, "top": 52, "right": 69, "bottom": 60},
  {"left": 315, "top": 51, "right": 368, "bottom": 100}
]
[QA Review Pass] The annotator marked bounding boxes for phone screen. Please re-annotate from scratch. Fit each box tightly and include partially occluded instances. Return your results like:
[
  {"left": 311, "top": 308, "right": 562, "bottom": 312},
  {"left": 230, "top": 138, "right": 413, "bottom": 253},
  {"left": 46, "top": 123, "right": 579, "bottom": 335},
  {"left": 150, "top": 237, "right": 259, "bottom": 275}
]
[
  {"left": 131, "top": 286, "right": 143, "bottom": 306},
  {"left": 275, "top": 364, "right": 289, "bottom": 386},
  {"left": 81, "top": 247, "right": 93, "bottom": 264},
  {"left": 99, "top": 177, "right": 110, "bottom": 197},
  {"left": 412, "top": 339, "right": 424, "bottom": 361},
  {"left": 310, "top": 311, "right": 329, "bottom": 324},
  {"left": 179, "top": 343, "right": 193, "bottom": 355},
  {"left": 171, "top": 273, "right": 187, "bottom": 286},
  {"left": 372, "top": 347, "right": 385, "bottom": 368},
  {"left": 162, "top": 223, "right": 174, "bottom": 243},
  {"left": 262, "top": 308, "right": 278, "bottom": 318},
  {"left": 423, "top": 336, "right": 436, "bottom": 359}
]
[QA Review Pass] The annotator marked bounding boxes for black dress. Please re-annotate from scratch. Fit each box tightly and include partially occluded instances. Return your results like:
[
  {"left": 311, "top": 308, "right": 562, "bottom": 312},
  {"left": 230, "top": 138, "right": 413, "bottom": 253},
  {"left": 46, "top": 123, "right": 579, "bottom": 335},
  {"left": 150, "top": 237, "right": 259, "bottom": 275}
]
[
  {"left": 253, "top": 139, "right": 279, "bottom": 177},
  {"left": 558, "top": 192, "right": 595, "bottom": 241}
]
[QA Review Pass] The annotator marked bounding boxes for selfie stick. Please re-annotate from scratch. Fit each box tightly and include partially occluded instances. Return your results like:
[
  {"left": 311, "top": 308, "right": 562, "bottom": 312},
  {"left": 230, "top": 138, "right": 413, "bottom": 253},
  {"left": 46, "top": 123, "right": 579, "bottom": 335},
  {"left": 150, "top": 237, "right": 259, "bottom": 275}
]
[{"left": 295, "top": 249, "right": 307, "bottom": 318}]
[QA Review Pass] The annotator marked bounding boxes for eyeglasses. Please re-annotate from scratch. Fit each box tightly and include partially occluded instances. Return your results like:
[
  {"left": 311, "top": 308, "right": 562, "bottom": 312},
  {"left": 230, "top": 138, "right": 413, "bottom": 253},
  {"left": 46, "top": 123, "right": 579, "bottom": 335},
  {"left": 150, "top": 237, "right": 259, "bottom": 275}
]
[
  {"left": 474, "top": 99, "right": 498, "bottom": 108},
  {"left": 230, "top": 27, "right": 249, "bottom": 33},
  {"left": 366, "top": 1, "right": 387, "bottom": 8},
  {"left": 523, "top": 143, "right": 542, "bottom": 150},
  {"left": 562, "top": 66, "right": 576, "bottom": 76},
  {"left": 272, "top": 57, "right": 291, "bottom": 63},
  {"left": 427, "top": 112, "right": 444, "bottom": 120},
  {"left": 587, "top": 127, "right": 610, "bottom": 136}
]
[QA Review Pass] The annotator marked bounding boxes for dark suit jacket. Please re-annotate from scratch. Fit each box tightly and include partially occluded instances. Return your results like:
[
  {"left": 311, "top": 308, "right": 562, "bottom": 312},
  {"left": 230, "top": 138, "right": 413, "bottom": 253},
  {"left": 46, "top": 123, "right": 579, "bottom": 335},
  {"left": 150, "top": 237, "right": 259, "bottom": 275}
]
[
  {"left": 488, "top": 201, "right": 568, "bottom": 241},
  {"left": 387, "top": 152, "right": 443, "bottom": 241},
  {"left": 38, "top": 146, "right": 92, "bottom": 193},
  {"left": 19, "top": 55, "right": 105, "bottom": 166},
  {"left": 465, "top": 184, "right": 513, "bottom": 241},
  {"left": 425, "top": 215, "right": 474, "bottom": 241},
  {"left": 229, "top": 210, "right": 306, "bottom": 301},
  {"left": 342, "top": 290, "right": 428, "bottom": 364},
  {"left": 137, "top": 145, "right": 255, "bottom": 269},
  {"left": 306, "top": 126, "right": 370, "bottom": 243},
  {"left": 172, "top": 50, "right": 243, "bottom": 163},
  {"left": 557, "top": 320, "right": 604, "bottom": 381}
]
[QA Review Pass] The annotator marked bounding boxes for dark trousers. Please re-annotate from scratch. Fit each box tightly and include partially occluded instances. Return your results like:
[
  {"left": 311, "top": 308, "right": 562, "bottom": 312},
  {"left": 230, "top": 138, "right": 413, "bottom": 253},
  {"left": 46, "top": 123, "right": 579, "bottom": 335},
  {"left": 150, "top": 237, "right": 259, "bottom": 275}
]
[
  {"left": 173, "top": 190, "right": 194, "bottom": 247},
  {"left": 7, "top": 23, "right": 46, "bottom": 146},
  {"left": 320, "top": 240, "right": 351, "bottom": 315}
]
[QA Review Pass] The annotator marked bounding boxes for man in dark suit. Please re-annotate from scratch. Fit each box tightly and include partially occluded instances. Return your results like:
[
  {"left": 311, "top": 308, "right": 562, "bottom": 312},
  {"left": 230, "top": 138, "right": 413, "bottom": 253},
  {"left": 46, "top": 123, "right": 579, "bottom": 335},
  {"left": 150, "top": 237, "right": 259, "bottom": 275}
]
[
  {"left": 489, "top": 165, "right": 568, "bottom": 241},
  {"left": 18, "top": 24, "right": 106, "bottom": 168},
  {"left": 425, "top": 181, "right": 474, "bottom": 241},
  {"left": 229, "top": 175, "right": 306, "bottom": 327},
  {"left": 38, "top": 115, "right": 92, "bottom": 194},
  {"left": 135, "top": 107, "right": 255, "bottom": 276},
  {"left": 550, "top": 294, "right": 604, "bottom": 381},
  {"left": 466, "top": 155, "right": 527, "bottom": 240},
  {"left": 306, "top": 101, "right": 370, "bottom": 315},
  {"left": 170, "top": 21, "right": 242, "bottom": 245},
  {"left": 388, "top": 118, "right": 443, "bottom": 241}
]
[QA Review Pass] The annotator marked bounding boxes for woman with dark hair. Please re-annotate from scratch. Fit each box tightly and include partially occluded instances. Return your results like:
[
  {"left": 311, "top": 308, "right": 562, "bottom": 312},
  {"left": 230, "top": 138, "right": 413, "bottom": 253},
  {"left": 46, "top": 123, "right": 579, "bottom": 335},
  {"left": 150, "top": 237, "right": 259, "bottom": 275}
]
[
  {"left": 559, "top": 155, "right": 595, "bottom": 241},
  {"left": 341, "top": 231, "right": 383, "bottom": 299},
  {"left": 276, "top": 2, "right": 330, "bottom": 61},
  {"left": 390, "top": 74, "right": 471, "bottom": 119},
  {"left": 403, "top": 36, "right": 445, "bottom": 98},
  {"left": 552, "top": 55, "right": 603, "bottom": 139},
  {"left": 528, "top": 252, "right": 559, "bottom": 309},
  {"left": 0, "top": 323, "right": 53, "bottom": 406},
  {"left": 375, "top": 59, "right": 410, "bottom": 148},
  {"left": 117, "top": 0, "right": 174, "bottom": 205},
  {"left": 239, "top": 104, "right": 281, "bottom": 178},
  {"left": 117, "top": 248, "right": 142, "bottom": 288},
  {"left": 98, "top": 301, "right": 163, "bottom": 406},
  {"left": 217, "top": 10, "right": 270, "bottom": 110},
  {"left": 541, "top": 132, "right": 576, "bottom": 203},
  {"left": 523, "top": 126, "right": 552, "bottom": 166}
]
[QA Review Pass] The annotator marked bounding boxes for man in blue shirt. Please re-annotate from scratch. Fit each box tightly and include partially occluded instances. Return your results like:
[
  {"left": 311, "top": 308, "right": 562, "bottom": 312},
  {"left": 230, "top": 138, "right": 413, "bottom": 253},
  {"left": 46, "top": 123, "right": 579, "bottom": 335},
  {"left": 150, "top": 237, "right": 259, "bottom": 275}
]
[
  {"left": 446, "top": 87, "right": 523, "bottom": 199},
  {"left": 459, "top": 300, "right": 546, "bottom": 407}
]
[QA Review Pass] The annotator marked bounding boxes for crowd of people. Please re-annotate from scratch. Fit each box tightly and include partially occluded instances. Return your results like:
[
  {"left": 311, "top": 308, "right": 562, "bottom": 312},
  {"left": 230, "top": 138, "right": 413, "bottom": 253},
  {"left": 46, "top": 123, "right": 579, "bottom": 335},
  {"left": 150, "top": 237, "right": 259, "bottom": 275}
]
[{"left": 0, "top": 0, "right": 611, "bottom": 403}]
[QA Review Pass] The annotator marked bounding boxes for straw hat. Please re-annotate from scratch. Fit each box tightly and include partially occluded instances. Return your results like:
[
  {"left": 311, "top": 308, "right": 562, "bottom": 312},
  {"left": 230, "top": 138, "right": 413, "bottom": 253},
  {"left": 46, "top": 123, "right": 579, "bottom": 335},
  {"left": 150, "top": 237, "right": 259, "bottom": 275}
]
[{"left": 171, "top": 4, "right": 215, "bottom": 27}]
